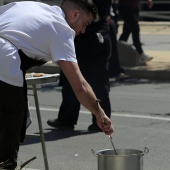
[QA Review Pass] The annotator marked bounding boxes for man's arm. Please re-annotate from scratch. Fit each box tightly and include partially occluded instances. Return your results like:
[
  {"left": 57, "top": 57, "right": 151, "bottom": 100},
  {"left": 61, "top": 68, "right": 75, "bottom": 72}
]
[{"left": 57, "top": 60, "right": 114, "bottom": 135}]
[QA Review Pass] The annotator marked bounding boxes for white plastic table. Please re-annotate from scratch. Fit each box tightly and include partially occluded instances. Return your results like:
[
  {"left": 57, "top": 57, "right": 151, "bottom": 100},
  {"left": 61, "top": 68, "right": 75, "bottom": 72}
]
[{"left": 26, "top": 73, "right": 60, "bottom": 170}]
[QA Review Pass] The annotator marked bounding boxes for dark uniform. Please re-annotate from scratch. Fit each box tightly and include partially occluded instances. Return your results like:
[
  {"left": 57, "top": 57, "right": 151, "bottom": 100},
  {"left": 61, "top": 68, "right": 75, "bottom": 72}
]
[{"left": 57, "top": 0, "right": 112, "bottom": 128}]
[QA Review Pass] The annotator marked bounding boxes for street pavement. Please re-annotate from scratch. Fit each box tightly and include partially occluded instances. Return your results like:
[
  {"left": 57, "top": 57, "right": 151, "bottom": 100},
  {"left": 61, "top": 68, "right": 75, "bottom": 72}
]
[{"left": 19, "top": 80, "right": 170, "bottom": 170}]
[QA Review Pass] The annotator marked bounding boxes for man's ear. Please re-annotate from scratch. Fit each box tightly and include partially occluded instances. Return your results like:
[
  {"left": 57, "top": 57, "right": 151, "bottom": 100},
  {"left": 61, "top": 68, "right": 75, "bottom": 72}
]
[{"left": 71, "top": 9, "right": 80, "bottom": 22}]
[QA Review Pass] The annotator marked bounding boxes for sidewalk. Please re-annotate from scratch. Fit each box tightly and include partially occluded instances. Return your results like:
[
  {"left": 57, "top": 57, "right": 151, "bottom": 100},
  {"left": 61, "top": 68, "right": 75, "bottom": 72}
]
[
  {"left": 121, "top": 21, "right": 170, "bottom": 81},
  {"left": 125, "top": 50, "right": 170, "bottom": 81},
  {"left": 28, "top": 22, "right": 170, "bottom": 81}
]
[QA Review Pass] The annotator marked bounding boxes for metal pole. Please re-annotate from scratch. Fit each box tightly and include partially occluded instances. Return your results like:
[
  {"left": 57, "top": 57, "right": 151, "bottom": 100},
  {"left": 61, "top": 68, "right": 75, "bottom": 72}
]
[{"left": 32, "top": 84, "right": 49, "bottom": 170}]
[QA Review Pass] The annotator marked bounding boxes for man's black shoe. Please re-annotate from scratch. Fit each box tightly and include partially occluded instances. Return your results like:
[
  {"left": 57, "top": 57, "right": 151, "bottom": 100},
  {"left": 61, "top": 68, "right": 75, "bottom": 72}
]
[
  {"left": 87, "top": 124, "right": 102, "bottom": 132},
  {"left": 47, "top": 118, "right": 74, "bottom": 130}
]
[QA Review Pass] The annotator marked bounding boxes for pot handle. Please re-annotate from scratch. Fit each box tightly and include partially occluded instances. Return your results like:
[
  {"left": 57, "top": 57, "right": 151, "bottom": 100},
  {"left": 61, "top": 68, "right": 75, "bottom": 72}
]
[
  {"left": 91, "top": 149, "right": 101, "bottom": 157},
  {"left": 143, "top": 147, "right": 149, "bottom": 155}
]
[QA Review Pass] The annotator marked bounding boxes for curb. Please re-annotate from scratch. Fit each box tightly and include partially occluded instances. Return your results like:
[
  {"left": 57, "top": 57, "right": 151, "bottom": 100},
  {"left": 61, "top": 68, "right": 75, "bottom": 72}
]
[
  {"left": 125, "top": 67, "right": 170, "bottom": 81},
  {"left": 121, "top": 21, "right": 170, "bottom": 27}
]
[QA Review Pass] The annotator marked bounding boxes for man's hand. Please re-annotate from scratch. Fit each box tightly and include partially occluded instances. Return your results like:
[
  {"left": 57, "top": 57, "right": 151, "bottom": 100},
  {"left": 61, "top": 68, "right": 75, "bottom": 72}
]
[{"left": 96, "top": 113, "right": 114, "bottom": 135}]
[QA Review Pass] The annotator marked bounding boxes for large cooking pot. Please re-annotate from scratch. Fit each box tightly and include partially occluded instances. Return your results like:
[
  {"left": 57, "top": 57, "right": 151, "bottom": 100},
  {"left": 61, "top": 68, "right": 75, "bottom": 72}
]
[{"left": 91, "top": 147, "right": 149, "bottom": 170}]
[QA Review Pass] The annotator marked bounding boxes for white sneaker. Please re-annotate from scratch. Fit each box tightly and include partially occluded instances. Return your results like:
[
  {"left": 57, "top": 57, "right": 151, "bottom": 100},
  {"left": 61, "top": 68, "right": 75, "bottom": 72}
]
[{"left": 139, "top": 53, "right": 153, "bottom": 63}]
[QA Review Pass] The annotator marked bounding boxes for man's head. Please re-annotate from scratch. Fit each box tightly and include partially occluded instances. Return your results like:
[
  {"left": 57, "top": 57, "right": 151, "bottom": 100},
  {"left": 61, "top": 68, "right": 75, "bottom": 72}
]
[{"left": 61, "top": 0, "right": 99, "bottom": 35}]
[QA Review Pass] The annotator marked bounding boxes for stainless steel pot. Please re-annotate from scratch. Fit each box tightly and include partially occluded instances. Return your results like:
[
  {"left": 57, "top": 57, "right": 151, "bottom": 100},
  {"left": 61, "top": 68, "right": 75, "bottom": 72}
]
[{"left": 91, "top": 147, "right": 149, "bottom": 170}]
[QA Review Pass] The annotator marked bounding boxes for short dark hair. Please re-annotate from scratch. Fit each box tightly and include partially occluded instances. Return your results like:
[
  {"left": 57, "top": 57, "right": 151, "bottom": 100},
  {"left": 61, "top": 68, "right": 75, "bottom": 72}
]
[{"left": 61, "top": 0, "right": 99, "bottom": 21}]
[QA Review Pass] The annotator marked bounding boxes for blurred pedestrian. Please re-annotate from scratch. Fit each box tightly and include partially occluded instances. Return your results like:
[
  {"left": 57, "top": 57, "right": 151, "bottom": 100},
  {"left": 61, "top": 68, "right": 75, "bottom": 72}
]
[
  {"left": 107, "top": 0, "right": 130, "bottom": 80},
  {"left": 0, "top": 1, "right": 114, "bottom": 169},
  {"left": 118, "top": 0, "right": 153, "bottom": 63},
  {"left": 47, "top": 0, "right": 112, "bottom": 131}
]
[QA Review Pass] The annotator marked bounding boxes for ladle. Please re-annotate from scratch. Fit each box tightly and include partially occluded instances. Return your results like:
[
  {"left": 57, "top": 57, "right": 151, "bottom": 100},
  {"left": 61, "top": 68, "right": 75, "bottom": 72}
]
[
  {"left": 109, "top": 135, "right": 118, "bottom": 155},
  {"left": 96, "top": 99, "right": 118, "bottom": 155}
]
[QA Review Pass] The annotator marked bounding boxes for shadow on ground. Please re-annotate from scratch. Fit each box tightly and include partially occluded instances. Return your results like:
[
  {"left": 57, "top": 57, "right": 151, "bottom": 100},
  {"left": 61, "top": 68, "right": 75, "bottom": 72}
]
[{"left": 22, "top": 129, "right": 100, "bottom": 145}]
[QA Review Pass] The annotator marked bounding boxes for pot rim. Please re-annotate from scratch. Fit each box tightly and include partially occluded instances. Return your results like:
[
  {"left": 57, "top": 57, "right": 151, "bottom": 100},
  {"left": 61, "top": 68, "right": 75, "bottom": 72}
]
[{"left": 92, "top": 147, "right": 149, "bottom": 157}]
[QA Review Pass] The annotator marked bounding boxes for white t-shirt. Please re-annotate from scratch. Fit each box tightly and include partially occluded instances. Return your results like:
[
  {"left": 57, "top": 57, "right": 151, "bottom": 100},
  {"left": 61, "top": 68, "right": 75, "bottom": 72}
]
[{"left": 0, "top": 1, "right": 77, "bottom": 87}]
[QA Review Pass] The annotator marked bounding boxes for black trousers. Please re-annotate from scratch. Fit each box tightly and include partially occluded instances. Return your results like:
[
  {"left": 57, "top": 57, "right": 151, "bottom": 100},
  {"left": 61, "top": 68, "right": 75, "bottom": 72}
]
[
  {"left": 0, "top": 81, "right": 27, "bottom": 169},
  {"left": 58, "top": 32, "right": 111, "bottom": 126},
  {"left": 0, "top": 48, "right": 45, "bottom": 169},
  {"left": 108, "top": 23, "right": 125, "bottom": 77},
  {"left": 118, "top": 5, "right": 143, "bottom": 55}
]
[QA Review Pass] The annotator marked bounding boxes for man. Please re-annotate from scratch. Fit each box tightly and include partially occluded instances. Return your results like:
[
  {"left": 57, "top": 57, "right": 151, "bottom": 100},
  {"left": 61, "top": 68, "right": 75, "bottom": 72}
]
[{"left": 0, "top": 0, "right": 114, "bottom": 169}]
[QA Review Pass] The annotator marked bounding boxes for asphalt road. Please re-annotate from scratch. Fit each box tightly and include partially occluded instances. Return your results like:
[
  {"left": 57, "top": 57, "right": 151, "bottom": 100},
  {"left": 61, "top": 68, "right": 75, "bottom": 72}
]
[{"left": 18, "top": 79, "right": 170, "bottom": 170}]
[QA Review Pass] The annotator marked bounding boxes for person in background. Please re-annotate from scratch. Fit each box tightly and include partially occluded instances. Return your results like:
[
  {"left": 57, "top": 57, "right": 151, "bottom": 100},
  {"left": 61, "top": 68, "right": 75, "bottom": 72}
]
[
  {"left": 118, "top": 0, "right": 153, "bottom": 63},
  {"left": 107, "top": 0, "right": 130, "bottom": 81},
  {"left": 47, "top": 0, "right": 112, "bottom": 131},
  {"left": 0, "top": 0, "right": 114, "bottom": 169}
]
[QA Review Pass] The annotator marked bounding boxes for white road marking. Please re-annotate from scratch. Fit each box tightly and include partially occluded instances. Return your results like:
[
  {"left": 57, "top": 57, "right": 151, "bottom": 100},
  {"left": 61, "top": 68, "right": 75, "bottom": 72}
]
[{"left": 29, "top": 106, "right": 170, "bottom": 121}]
